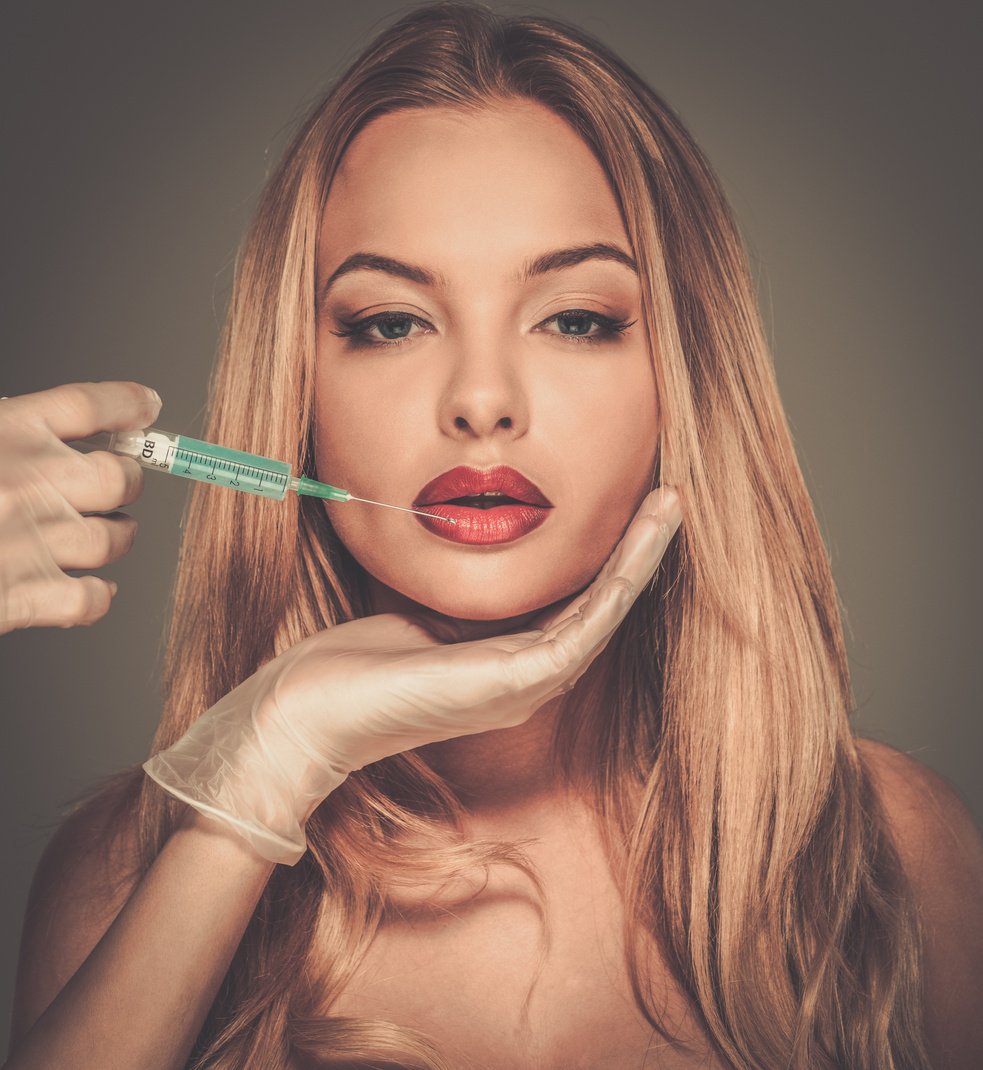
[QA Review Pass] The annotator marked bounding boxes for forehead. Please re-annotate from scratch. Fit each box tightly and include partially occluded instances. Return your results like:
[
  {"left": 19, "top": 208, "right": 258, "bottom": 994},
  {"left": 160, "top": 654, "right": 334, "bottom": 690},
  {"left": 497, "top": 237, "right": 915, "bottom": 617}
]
[{"left": 318, "top": 102, "right": 627, "bottom": 273}]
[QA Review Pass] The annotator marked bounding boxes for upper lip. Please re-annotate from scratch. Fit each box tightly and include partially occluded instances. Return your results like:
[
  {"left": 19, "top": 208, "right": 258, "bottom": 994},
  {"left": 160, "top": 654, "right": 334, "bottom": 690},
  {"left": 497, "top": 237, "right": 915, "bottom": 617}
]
[{"left": 414, "top": 465, "right": 552, "bottom": 507}]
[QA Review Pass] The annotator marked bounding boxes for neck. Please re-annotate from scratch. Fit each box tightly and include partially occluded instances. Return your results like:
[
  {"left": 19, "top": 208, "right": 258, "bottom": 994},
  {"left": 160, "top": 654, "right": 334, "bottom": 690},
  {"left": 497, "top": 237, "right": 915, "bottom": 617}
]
[
  {"left": 362, "top": 574, "right": 595, "bottom": 823},
  {"left": 415, "top": 695, "right": 571, "bottom": 818}
]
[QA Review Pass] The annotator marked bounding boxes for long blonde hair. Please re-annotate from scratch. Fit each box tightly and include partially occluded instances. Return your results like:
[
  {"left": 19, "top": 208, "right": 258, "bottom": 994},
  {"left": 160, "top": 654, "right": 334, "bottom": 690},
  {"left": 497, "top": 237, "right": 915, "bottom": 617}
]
[{"left": 76, "top": 3, "right": 931, "bottom": 1066}]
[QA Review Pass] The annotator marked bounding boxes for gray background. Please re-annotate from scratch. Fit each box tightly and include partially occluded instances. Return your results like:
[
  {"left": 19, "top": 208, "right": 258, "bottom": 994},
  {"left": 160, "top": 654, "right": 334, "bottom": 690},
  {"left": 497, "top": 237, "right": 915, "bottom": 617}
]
[{"left": 1, "top": 0, "right": 979, "bottom": 1054}]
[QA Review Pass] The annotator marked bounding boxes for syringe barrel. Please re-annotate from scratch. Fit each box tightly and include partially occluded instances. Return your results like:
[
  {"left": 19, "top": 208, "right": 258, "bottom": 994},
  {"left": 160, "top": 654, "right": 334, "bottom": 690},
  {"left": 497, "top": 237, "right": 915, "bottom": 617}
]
[{"left": 108, "top": 427, "right": 292, "bottom": 500}]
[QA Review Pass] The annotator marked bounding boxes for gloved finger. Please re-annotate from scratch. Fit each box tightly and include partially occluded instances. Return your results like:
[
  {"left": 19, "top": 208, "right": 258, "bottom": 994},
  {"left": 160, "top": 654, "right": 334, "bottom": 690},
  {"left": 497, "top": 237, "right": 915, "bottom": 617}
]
[
  {"left": 44, "top": 511, "right": 139, "bottom": 570},
  {"left": 51, "top": 450, "right": 145, "bottom": 514},
  {"left": 363, "top": 573, "right": 646, "bottom": 740},
  {"left": 0, "top": 471, "right": 115, "bottom": 634},
  {"left": 353, "top": 592, "right": 626, "bottom": 746},
  {"left": 521, "top": 575, "right": 637, "bottom": 681},
  {"left": 5, "top": 380, "right": 162, "bottom": 441},
  {"left": 508, "top": 512, "right": 679, "bottom": 692},
  {"left": 0, "top": 572, "right": 116, "bottom": 634},
  {"left": 528, "top": 485, "right": 682, "bottom": 636}
]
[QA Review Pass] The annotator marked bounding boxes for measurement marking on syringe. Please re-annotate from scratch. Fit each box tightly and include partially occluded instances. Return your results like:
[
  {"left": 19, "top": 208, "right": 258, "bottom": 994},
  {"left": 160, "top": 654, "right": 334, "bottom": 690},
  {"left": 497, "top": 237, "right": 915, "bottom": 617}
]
[{"left": 163, "top": 445, "right": 290, "bottom": 492}]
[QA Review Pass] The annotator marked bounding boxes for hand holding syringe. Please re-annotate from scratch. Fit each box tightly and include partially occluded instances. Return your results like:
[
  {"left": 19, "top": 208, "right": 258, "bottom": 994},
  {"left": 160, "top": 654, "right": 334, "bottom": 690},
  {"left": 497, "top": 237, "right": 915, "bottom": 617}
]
[
  {"left": 0, "top": 381, "right": 453, "bottom": 637},
  {"left": 0, "top": 381, "right": 160, "bottom": 633},
  {"left": 79, "top": 426, "right": 457, "bottom": 523}
]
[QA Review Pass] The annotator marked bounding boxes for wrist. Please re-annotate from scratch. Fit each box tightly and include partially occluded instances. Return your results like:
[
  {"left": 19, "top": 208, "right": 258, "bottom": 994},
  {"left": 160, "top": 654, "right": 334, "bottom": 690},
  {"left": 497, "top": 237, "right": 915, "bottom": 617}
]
[{"left": 176, "top": 806, "right": 278, "bottom": 877}]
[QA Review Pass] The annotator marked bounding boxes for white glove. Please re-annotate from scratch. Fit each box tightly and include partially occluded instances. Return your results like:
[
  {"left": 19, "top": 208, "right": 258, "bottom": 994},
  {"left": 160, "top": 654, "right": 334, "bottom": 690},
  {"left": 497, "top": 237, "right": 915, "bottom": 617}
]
[
  {"left": 0, "top": 382, "right": 160, "bottom": 634},
  {"left": 144, "top": 486, "right": 684, "bottom": 865}
]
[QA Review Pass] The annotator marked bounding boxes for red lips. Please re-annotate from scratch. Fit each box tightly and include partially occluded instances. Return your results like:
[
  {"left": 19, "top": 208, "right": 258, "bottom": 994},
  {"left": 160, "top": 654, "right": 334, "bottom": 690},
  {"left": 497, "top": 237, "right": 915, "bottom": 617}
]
[{"left": 414, "top": 465, "right": 552, "bottom": 508}]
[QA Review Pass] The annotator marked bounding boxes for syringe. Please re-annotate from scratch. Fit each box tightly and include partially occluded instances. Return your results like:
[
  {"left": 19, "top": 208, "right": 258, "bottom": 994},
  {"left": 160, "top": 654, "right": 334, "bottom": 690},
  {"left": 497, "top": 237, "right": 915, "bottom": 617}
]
[{"left": 78, "top": 427, "right": 457, "bottom": 524}]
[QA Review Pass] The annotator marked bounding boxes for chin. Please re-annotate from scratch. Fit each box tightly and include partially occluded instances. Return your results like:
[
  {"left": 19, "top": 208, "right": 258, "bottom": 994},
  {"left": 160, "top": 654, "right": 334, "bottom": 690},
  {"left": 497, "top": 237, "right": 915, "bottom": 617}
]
[
  {"left": 410, "top": 580, "right": 586, "bottom": 628},
  {"left": 363, "top": 563, "right": 592, "bottom": 627},
  {"left": 417, "top": 593, "right": 545, "bottom": 623}
]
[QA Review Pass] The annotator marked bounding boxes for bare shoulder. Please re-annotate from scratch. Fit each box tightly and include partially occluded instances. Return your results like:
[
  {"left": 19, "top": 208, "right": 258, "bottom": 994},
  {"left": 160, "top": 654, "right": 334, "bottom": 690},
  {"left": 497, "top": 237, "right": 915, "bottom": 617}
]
[
  {"left": 855, "top": 737, "right": 983, "bottom": 1069},
  {"left": 10, "top": 772, "right": 144, "bottom": 1049},
  {"left": 855, "top": 737, "right": 983, "bottom": 881}
]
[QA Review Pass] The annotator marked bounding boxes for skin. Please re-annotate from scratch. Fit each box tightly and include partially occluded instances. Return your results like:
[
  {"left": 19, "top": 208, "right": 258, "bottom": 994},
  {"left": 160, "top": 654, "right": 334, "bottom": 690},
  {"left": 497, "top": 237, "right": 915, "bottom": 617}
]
[{"left": 313, "top": 99, "right": 658, "bottom": 819}]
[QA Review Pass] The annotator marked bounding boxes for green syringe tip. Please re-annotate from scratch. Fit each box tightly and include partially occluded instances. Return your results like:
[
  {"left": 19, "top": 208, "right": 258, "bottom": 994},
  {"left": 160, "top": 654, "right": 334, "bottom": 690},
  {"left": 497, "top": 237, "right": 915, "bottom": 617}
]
[{"left": 294, "top": 476, "right": 351, "bottom": 502}]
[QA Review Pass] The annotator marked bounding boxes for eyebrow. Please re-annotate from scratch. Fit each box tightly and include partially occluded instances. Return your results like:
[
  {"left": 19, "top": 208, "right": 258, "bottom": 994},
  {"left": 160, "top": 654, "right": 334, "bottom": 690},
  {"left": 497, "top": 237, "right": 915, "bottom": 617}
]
[{"left": 318, "top": 241, "right": 638, "bottom": 306}]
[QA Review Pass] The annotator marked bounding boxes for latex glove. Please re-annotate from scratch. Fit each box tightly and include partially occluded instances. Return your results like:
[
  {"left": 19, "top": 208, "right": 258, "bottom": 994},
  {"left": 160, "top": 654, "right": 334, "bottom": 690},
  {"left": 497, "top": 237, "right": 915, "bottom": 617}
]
[
  {"left": 0, "top": 382, "right": 161, "bottom": 635},
  {"left": 144, "top": 486, "right": 684, "bottom": 865}
]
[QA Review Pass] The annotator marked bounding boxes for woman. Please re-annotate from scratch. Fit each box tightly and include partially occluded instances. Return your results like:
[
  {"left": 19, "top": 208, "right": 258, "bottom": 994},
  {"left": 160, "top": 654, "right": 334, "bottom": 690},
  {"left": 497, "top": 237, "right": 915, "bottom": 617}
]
[{"left": 7, "top": 3, "right": 982, "bottom": 1068}]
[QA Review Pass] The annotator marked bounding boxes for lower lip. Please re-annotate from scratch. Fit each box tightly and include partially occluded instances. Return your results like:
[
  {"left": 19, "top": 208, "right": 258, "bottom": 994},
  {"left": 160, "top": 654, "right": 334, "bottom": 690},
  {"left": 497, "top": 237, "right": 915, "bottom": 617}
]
[{"left": 415, "top": 503, "right": 551, "bottom": 544}]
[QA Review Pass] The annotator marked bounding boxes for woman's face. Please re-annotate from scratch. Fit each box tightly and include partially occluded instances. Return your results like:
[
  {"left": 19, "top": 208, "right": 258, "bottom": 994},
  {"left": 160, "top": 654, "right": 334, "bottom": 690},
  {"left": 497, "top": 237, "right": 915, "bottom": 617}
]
[{"left": 314, "top": 99, "right": 659, "bottom": 627}]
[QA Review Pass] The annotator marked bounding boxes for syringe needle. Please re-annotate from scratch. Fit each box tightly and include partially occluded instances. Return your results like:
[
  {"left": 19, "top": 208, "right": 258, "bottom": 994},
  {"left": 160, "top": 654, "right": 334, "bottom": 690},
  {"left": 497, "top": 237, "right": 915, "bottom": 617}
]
[
  {"left": 290, "top": 476, "right": 457, "bottom": 523},
  {"left": 346, "top": 495, "right": 459, "bottom": 524}
]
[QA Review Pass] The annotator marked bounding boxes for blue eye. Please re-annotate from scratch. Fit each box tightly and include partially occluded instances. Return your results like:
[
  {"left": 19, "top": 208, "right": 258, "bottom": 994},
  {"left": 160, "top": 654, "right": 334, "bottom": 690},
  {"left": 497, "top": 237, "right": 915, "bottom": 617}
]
[
  {"left": 328, "top": 309, "right": 636, "bottom": 349},
  {"left": 547, "top": 310, "right": 635, "bottom": 343}
]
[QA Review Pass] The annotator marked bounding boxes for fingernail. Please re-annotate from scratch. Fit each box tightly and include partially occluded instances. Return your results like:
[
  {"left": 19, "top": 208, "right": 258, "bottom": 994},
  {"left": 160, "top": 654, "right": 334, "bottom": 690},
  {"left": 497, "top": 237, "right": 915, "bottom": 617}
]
[
  {"left": 645, "top": 485, "right": 680, "bottom": 523},
  {"left": 147, "top": 388, "right": 162, "bottom": 408},
  {"left": 108, "top": 580, "right": 118, "bottom": 596}
]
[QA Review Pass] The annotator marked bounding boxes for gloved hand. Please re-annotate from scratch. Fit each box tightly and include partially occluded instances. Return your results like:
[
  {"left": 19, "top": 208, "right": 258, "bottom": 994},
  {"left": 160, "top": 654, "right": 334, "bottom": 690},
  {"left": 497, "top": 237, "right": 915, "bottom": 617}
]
[
  {"left": 143, "top": 485, "right": 684, "bottom": 865},
  {"left": 0, "top": 381, "right": 161, "bottom": 635}
]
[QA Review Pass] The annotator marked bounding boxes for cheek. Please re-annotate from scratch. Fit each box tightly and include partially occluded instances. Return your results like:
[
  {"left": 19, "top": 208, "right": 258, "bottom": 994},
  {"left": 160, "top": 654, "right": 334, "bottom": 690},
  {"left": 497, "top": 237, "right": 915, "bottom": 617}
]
[
  {"left": 481, "top": 375, "right": 649, "bottom": 600},
  {"left": 312, "top": 360, "right": 423, "bottom": 577},
  {"left": 313, "top": 360, "right": 415, "bottom": 485},
  {"left": 545, "top": 354, "right": 659, "bottom": 486},
  {"left": 563, "top": 358, "right": 660, "bottom": 549}
]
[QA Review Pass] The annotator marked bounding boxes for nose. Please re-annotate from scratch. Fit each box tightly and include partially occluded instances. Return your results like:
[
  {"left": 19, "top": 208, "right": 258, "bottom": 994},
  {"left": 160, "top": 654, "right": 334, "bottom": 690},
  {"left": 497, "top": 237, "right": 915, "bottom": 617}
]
[{"left": 436, "top": 340, "right": 530, "bottom": 441}]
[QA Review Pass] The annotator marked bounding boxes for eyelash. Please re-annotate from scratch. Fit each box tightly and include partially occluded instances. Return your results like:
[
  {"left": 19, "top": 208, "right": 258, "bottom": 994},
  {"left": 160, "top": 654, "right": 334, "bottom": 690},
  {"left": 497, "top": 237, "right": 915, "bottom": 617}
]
[{"left": 328, "top": 309, "right": 637, "bottom": 349}]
